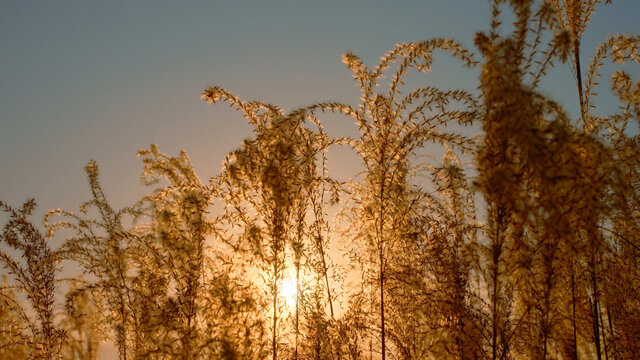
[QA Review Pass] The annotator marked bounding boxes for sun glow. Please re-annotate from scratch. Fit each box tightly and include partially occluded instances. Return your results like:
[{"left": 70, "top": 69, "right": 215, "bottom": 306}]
[{"left": 281, "top": 274, "right": 298, "bottom": 309}]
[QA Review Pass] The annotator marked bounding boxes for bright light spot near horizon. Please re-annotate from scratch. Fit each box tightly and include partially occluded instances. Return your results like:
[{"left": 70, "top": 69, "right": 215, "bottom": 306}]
[{"left": 281, "top": 275, "right": 297, "bottom": 309}]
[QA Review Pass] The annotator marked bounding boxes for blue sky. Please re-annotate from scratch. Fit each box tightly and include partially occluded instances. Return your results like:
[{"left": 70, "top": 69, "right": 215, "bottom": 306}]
[{"left": 1, "top": 0, "right": 639, "bottom": 220}]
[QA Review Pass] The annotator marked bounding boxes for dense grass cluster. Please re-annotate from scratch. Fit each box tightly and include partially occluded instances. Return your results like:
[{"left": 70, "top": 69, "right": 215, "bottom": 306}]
[{"left": 1, "top": 0, "right": 639, "bottom": 359}]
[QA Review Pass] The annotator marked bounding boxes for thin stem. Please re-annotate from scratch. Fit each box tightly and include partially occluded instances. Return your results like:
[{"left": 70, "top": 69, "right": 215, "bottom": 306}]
[
  {"left": 574, "top": 39, "right": 587, "bottom": 130},
  {"left": 295, "top": 263, "right": 300, "bottom": 360},
  {"left": 591, "top": 260, "right": 602, "bottom": 360},
  {"left": 572, "top": 260, "right": 579, "bottom": 360}
]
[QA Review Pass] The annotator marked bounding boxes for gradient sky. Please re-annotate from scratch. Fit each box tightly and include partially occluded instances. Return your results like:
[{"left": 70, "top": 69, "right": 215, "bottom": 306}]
[{"left": 2, "top": 0, "right": 639, "bottom": 221}]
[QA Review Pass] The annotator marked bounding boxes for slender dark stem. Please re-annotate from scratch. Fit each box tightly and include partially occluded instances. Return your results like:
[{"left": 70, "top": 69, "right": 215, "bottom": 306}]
[
  {"left": 572, "top": 260, "right": 579, "bottom": 360},
  {"left": 607, "top": 308, "right": 617, "bottom": 359},
  {"left": 574, "top": 39, "right": 586, "bottom": 130},
  {"left": 600, "top": 302, "right": 609, "bottom": 360},
  {"left": 591, "top": 260, "right": 602, "bottom": 360},
  {"left": 295, "top": 263, "right": 300, "bottom": 360}
]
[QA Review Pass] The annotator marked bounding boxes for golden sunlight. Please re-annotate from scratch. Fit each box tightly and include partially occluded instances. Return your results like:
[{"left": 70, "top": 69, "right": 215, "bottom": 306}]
[{"left": 281, "top": 273, "right": 298, "bottom": 309}]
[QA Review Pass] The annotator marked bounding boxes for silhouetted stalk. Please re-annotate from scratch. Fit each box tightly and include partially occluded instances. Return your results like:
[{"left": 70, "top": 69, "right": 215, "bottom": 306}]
[
  {"left": 313, "top": 204, "right": 334, "bottom": 319},
  {"left": 491, "top": 243, "right": 499, "bottom": 360},
  {"left": 293, "top": 207, "right": 305, "bottom": 360},
  {"left": 117, "top": 288, "right": 127, "bottom": 360},
  {"left": 542, "top": 286, "right": 550, "bottom": 360},
  {"left": 1, "top": 200, "right": 63, "bottom": 360},
  {"left": 273, "top": 279, "right": 278, "bottom": 360},
  {"left": 607, "top": 308, "right": 616, "bottom": 359},
  {"left": 370, "top": 257, "right": 374, "bottom": 360},
  {"left": 591, "top": 258, "right": 602, "bottom": 360},
  {"left": 574, "top": 38, "right": 587, "bottom": 129},
  {"left": 275, "top": 207, "right": 287, "bottom": 360},
  {"left": 295, "top": 262, "right": 299, "bottom": 360},
  {"left": 490, "top": 206, "right": 505, "bottom": 360},
  {"left": 572, "top": 260, "right": 579, "bottom": 360},
  {"left": 599, "top": 303, "right": 609, "bottom": 360},
  {"left": 379, "top": 170, "right": 386, "bottom": 360},
  {"left": 112, "top": 239, "right": 130, "bottom": 360},
  {"left": 540, "top": 235, "right": 560, "bottom": 360},
  {"left": 379, "top": 246, "right": 385, "bottom": 360},
  {"left": 321, "top": 252, "right": 334, "bottom": 319},
  {"left": 89, "top": 166, "right": 130, "bottom": 360},
  {"left": 272, "top": 239, "right": 280, "bottom": 360},
  {"left": 310, "top": 171, "right": 335, "bottom": 320}
]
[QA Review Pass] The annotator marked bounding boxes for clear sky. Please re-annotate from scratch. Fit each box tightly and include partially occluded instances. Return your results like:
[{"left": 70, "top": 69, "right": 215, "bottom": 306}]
[{"left": 1, "top": 0, "right": 639, "bottom": 220}]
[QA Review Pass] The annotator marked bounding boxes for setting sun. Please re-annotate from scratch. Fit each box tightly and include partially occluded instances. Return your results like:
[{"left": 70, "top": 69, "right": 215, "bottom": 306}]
[{"left": 281, "top": 274, "right": 298, "bottom": 309}]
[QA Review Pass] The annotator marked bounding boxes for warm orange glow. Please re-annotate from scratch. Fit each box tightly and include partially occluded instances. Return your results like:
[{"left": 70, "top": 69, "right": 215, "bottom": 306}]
[{"left": 281, "top": 272, "right": 298, "bottom": 309}]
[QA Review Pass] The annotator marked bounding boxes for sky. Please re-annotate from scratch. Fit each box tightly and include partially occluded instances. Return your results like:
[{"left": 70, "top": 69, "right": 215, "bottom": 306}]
[{"left": 1, "top": 0, "right": 639, "bottom": 223}]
